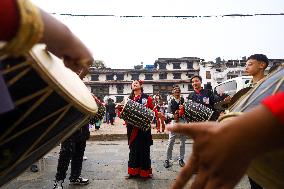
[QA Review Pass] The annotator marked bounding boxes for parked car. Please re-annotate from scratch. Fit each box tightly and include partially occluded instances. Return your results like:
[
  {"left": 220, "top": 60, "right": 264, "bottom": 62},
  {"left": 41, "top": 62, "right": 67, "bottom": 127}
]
[{"left": 213, "top": 76, "right": 252, "bottom": 97}]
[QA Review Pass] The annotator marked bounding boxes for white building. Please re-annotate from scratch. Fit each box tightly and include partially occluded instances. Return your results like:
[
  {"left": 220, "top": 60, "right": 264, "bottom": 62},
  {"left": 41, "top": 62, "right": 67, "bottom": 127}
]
[
  {"left": 84, "top": 57, "right": 284, "bottom": 103},
  {"left": 84, "top": 57, "right": 202, "bottom": 103}
]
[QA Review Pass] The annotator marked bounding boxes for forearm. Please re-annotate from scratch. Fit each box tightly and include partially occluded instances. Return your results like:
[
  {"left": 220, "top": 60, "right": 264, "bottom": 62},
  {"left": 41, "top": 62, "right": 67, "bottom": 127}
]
[
  {"left": 219, "top": 104, "right": 284, "bottom": 159},
  {"left": 39, "top": 8, "right": 73, "bottom": 53}
]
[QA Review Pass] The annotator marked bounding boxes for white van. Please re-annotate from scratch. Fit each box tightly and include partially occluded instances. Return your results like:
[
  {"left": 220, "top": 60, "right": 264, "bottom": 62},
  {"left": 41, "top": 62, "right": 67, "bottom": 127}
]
[{"left": 213, "top": 76, "right": 252, "bottom": 97}]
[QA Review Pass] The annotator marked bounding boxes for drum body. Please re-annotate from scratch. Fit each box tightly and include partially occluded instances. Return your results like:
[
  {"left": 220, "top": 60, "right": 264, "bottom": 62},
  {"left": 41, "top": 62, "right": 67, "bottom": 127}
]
[
  {"left": 89, "top": 97, "right": 106, "bottom": 124},
  {"left": 220, "top": 67, "right": 284, "bottom": 188},
  {"left": 184, "top": 100, "right": 213, "bottom": 122},
  {"left": 120, "top": 99, "right": 154, "bottom": 131},
  {"left": 0, "top": 46, "right": 97, "bottom": 186}
]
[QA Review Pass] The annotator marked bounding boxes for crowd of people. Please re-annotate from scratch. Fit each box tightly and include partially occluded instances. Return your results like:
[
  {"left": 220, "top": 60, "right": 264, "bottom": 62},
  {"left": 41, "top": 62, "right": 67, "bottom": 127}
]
[{"left": 1, "top": 1, "right": 283, "bottom": 189}]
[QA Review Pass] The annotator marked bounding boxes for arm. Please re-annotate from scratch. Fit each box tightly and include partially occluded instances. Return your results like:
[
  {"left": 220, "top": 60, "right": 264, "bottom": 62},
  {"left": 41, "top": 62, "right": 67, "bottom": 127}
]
[
  {"left": 0, "top": 0, "right": 93, "bottom": 78},
  {"left": 146, "top": 96, "right": 160, "bottom": 117},
  {"left": 39, "top": 8, "right": 93, "bottom": 78},
  {"left": 168, "top": 101, "right": 284, "bottom": 189}
]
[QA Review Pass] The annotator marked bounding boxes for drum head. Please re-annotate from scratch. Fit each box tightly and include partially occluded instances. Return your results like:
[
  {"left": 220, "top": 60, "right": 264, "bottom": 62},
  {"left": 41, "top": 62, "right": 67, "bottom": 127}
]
[{"left": 29, "top": 45, "right": 97, "bottom": 114}]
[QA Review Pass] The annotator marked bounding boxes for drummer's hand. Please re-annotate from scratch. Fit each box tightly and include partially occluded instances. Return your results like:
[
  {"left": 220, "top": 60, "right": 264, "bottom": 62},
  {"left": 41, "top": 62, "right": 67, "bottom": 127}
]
[
  {"left": 174, "top": 111, "right": 179, "bottom": 121},
  {"left": 167, "top": 122, "right": 251, "bottom": 189},
  {"left": 40, "top": 8, "right": 93, "bottom": 78}
]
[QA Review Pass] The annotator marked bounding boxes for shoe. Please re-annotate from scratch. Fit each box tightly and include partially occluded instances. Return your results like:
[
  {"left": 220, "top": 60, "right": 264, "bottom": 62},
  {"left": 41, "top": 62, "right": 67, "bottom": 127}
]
[
  {"left": 164, "top": 160, "right": 171, "bottom": 168},
  {"left": 179, "top": 159, "right": 185, "bottom": 167},
  {"left": 30, "top": 164, "right": 38, "bottom": 172},
  {"left": 83, "top": 156, "right": 88, "bottom": 160},
  {"left": 69, "top": 177, "right": 89, "bottom": 185},
  {"left": 53, "top": 180, "right": 64, "bottom": 189}
]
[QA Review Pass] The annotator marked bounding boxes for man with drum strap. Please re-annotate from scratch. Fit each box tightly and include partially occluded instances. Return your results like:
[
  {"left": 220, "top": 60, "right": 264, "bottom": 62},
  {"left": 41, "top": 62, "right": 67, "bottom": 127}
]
[
  {"left": 125, "top": 80, "right": 162, "bottom": 179},
  {"left": 164, "top": 85, "right": 187, "bottom": 168},
  {"left": 188, "top": 75, "right": 219, "bottom": 121},
  {"left": 244, "top": 54, "right": 269, "bottom": 189},
  {"left": 53, "top": 125, "right": 90, "bottom": 189}
]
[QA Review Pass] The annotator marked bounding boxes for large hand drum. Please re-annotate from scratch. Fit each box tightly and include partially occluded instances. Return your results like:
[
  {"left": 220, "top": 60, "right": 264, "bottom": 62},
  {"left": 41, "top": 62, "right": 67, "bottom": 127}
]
[
  {"left": 120, "top": 99, "right": 154, "bottom": 131},
  {"left": 184, "top": 100, "right": 214, "bottom": 122},
  {"left": 218, "top": 67, "right": 284, "bottom": 188},
  {"left": 0, "top": 45, "right": 98, "bottom": 186}
]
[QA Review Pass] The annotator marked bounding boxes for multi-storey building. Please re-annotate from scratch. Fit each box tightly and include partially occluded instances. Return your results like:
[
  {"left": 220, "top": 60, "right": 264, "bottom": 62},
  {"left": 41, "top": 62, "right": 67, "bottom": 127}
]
[
  {"left": 84, "top": 57, "right": 284, "bottom": 103},
  {"left": 83, "top": 57, "right": 203, "bottom": 103}
]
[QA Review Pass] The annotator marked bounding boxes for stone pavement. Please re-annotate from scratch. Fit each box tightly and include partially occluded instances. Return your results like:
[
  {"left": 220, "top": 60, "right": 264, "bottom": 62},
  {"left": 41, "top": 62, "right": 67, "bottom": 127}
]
[
  {"left": 89, "top": 117, "right": 169, "bottom": 141},
  {"left": 2, "top": 118, "right": 250, "bottom": 189},
  {"left": 2, "top": 140, "right": 250, "bottom": 189}
]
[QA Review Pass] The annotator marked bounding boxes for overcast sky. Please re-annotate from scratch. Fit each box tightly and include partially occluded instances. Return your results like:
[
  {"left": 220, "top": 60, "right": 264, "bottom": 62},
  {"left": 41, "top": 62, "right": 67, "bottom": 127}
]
[{"left": 32, "top": 0, "right": 284, "bottom": 69}]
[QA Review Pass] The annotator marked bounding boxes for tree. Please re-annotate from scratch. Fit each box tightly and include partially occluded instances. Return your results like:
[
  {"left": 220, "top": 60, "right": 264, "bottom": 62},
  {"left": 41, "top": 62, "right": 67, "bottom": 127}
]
[
  {"left": 92, "top": 60, "right": 106, "bottom": 69},
  {"left": 215, "top": 57, "right": 221, "bottom": 64}
]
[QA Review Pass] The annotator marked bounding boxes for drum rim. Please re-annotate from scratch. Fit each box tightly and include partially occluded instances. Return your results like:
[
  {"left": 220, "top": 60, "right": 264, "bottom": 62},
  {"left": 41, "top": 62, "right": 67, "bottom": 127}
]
[{"left": 28, "top": 45, "right": 97, "bottom": 115}]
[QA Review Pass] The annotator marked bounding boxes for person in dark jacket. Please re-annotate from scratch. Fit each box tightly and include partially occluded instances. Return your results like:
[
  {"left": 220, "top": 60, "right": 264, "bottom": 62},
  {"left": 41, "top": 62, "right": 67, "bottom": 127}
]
[
  {"left": 105, "top": 98, "right": 116, "bottom": 125},
  {"left": 188, "top": 75, "right": 220, "bottom": 121}
]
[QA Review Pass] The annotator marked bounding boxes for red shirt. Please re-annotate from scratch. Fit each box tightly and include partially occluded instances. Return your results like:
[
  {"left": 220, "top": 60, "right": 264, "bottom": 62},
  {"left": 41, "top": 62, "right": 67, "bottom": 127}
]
[{"left": 262, "top": 92, "right": 284, "bottom": 125}]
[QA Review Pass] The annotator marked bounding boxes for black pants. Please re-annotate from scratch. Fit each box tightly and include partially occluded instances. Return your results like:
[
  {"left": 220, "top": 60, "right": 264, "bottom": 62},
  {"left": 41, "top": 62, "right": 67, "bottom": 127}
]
[
  {"left": 55, "top": 139, "right": 86, "bottom": 181},
  {"left": 128, "top": 140, "right": 151, "bottom": 170},
  {"left": 128, "top": 129, "right": 152, "bottom": 170}
]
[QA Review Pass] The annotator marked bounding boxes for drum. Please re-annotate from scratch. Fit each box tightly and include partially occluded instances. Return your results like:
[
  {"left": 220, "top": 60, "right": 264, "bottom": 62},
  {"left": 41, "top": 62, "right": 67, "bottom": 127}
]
[
  {"left": 120, "top": 99, "right": 155, "bottom": 131},
  {"left": 89, "top": 96, "right": 106, "bottom": 124},
  {"left": 218, "top": 67, "right": 284, "bottom": 188},
  {"left": 0, "top": 45, "right": 98, "bottom": 186},
  {"left": 184, "top": 100, "right": 214, "bottom": 122}
]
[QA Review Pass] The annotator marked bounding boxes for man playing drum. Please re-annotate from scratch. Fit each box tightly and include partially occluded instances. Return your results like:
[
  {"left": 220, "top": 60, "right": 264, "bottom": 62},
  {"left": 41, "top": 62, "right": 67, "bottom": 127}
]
[
  {"left": 164, "top": 85, "right": 187, "bottom": 168},
  {"left": 188, "top": 75, "right": 220, "bottom": 121},
  {"left": 244, "top": 54, "right": 269, "bottom": 189}
]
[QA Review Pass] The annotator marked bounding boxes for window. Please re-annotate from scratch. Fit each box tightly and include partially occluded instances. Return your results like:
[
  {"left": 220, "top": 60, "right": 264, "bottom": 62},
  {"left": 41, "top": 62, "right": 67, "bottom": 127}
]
[
  {"left": 116, "top": 74, "right": 124, "bottom": 80},
  {"left": 206, "top": 71, "right": 211, "bottom": 79},
  {"left": 91, "top": 85, "right": 109, "bottom": 100},
  {"left": 91, "top": 74, "right": 99, "bottom": 81},
  {"left": 159, "top": 73, "right": 167, "bottom": 79},
  {"left": 159, "top": 63, "right": 166, "bottom": 69},
  {"left": 187, "top": 62, "right": 193, "bottom": 69},
  {"left": 188, "top": 84, "right": 193, "bottom": 91},
  {"left": 173, "top": 73, "right": 181, "bottom": 79},
  {"left": 145, "top": 74, "right": 153, "bottom": 80},
  {"left": 227, "top": 75, "right": 238, "bottom": 79},
  {"left": 106, "top": 74, "right": 114, "bottom": 80},
  {"left": 240, "top": 62, "right": 246, "bottom": 67},
  {"left": 116, "top": 85, "right": 124, "bottom": 94},
  {"left": 131, "top": 74, "right": 139, "bottom": 80},
  {"left": 116, "top": 96, "right": 124, "bottom": 103},
  {"left": 173, "top": 63, "right": 181, "bottom": 69}
]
